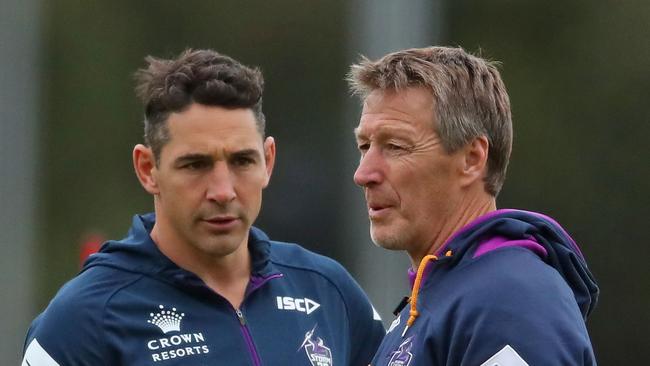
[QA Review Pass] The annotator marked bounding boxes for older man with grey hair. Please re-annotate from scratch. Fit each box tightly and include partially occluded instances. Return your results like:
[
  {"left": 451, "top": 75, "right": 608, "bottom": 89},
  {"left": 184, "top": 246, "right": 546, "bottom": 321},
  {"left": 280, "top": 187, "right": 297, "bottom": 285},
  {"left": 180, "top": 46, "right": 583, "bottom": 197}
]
[{"left": 349, "top": 46, "right": 598, "bottom": 365}]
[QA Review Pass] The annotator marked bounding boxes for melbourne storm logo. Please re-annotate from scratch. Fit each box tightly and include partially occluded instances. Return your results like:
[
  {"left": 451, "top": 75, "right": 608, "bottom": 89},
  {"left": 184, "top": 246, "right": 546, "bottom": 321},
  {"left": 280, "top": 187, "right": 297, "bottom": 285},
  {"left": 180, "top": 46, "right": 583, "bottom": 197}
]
[
  {"left": 300, "top": 325, "right": 333, "bottom": 366},
  {"left": 388, "top": 336, "right": 414, "bottom": 366},
  {"left": 146, "top": 304, "right": 209, "bottom": 362}
]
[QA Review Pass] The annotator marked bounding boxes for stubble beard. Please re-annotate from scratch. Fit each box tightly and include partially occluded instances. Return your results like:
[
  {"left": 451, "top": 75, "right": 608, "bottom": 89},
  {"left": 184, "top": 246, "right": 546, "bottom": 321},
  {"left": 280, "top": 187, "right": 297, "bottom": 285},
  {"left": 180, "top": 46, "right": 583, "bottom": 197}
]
[
  {"left": 369, "top": 221, "right": 410, "bottom": 251},
  {"left": 189, "top": 220, "right": 247, "bottom": 258},
  {"left": 188, "top": 206, "right": 250, "bottom": 258}
]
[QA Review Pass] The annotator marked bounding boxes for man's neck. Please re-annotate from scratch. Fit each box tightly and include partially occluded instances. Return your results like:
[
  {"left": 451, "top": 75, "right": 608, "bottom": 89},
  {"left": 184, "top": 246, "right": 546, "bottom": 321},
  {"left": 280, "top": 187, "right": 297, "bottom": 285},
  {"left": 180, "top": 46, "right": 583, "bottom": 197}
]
[
  {"left": 196, "top": 255, "right": 251, "bottom": 309},
  {"left": 409, "top": 194, "right": 497, "bottom": 268},
  {"left": 150, "top": 219, "right": 251, "bottom": 309}
]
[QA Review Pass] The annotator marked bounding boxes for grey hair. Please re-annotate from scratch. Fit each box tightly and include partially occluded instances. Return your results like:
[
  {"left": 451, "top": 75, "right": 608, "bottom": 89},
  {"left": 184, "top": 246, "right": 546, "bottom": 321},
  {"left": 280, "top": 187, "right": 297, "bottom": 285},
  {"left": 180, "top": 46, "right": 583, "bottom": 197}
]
[{"left": 347, "top": 46, "right": 513, "bottom": 196}]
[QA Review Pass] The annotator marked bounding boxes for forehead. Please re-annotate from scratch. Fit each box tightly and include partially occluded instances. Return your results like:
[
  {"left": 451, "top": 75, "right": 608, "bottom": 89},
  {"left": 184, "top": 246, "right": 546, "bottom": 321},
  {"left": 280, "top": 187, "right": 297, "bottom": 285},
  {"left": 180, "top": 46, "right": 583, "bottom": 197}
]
[
  {"left": 164, "top": 103, "right": 263, "bottom": 155},
  {"left": 355, "top": 87, "right": 435, "bottom": 138}
]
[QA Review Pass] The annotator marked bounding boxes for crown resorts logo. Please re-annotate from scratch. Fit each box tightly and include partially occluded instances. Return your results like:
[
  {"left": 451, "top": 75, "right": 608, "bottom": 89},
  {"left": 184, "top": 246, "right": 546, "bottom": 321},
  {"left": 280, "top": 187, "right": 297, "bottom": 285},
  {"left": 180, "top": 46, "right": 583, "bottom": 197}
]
[
  {"left": 146, "top": 304, "right": 210, "bottom": 362},
  {"left": 148, "top": 305, "right": 185, "bottom": 334}
]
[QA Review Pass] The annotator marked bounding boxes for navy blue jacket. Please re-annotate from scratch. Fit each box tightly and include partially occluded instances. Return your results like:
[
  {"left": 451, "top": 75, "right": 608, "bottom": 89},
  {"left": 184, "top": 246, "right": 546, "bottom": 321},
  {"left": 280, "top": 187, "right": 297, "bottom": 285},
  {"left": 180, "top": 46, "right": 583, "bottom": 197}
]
[
  {"left": 372, "top": 209, "right": 599, "bottom": 366},
  {"left": 23, "top": 214, "right": 385, "bottom": 365}
]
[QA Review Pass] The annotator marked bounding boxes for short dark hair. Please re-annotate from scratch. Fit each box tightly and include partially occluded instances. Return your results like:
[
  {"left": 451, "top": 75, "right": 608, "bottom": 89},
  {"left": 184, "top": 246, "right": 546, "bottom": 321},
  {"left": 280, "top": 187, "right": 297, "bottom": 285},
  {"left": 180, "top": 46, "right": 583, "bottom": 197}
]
[
  {"left": 348, "top": 46, "right": 512, "bottom": 197},
  {"left": 134, "top": 49, "right": 265, "bottom": 162}
]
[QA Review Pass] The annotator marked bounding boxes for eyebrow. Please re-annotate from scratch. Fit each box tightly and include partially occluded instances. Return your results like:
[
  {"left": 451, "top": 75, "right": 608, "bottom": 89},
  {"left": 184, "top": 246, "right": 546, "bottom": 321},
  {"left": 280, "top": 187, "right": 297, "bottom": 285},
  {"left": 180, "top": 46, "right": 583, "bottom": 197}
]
[
  {"left": 174, "top": 153, "right": 211, "bottom": 165},
  {"left": 353, "top": 127, "right": 365, "bottom": 140},
  {"left": 230, "top": 149, "right": 262, "bottom": 160},
  {"left": 353, "top": 126, "right": 414, "bottom": 141},
  {"left": 174, "top": 149, "right": 262, "bottom": 164}
]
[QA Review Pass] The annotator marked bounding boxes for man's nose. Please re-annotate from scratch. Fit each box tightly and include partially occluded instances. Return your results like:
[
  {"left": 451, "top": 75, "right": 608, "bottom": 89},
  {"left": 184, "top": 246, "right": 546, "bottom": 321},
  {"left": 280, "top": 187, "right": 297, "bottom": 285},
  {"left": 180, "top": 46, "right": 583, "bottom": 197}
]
[
  {"left": 353, "top": 147, "right": 384, "bottom": 188},
  {"left": 206, "top": 162, "right": 236, "bottom": 204}
]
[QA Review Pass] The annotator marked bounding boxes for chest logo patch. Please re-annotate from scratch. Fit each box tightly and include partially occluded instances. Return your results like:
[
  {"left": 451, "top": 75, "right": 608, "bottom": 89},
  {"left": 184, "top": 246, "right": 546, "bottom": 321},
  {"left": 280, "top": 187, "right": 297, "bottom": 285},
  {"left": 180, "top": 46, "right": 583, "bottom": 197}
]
[
  {"left": 148, "top": 305, "right": 185, "bottom": 333},
  {"left": 276, "top": 296, "right": 321, "bottom": 314},
  {"left": 388, "top": 336, "right": 414, "bottom": 366},
  {"left": 146, "top": 304, "right": 210, "bottom": 362},
  {"left": 300, "top": 325, "right": 333, "bottom": 366}
]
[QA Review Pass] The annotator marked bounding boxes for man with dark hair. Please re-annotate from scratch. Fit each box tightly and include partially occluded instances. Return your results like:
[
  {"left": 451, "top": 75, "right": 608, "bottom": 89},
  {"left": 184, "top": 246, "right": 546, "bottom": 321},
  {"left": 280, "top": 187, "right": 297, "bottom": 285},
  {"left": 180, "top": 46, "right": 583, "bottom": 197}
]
[
  {"left": 348, "top": 46, "right": 599, "bottom": 365},
  {"left": 23, "top": 49, "right": 384, "bottom": 365}
]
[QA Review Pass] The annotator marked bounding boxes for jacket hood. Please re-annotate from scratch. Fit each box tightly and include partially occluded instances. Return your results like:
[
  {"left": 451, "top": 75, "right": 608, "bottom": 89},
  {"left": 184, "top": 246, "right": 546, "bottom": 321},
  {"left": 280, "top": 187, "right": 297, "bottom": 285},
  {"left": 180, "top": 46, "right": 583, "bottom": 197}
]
[
  {"left": 416, "top": 209, "right": 599, "bottom": 319},
  {"left": 81, "top": 213, "right": 277, "bottom": 284}
]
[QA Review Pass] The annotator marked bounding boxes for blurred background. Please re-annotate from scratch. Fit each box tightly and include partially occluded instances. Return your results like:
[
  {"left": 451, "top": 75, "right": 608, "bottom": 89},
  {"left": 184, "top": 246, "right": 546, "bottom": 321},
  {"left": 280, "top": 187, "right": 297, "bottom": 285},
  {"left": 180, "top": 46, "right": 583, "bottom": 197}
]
[{"left": 2, "top": 0, "right": 649, "bottom": 364}]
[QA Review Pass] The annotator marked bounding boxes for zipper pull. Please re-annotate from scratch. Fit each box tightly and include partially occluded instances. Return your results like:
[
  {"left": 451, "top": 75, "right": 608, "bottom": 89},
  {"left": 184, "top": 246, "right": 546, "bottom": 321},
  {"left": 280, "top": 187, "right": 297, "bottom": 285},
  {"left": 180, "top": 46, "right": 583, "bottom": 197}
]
[{"left": 235, "top": 309, "right": 246, "bottom": 325}]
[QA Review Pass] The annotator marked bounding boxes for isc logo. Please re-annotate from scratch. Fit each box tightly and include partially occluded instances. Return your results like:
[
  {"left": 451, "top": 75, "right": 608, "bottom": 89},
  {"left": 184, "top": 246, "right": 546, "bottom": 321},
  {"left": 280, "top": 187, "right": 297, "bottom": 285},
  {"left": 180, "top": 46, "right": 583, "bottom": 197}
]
[{"left": 276, "top": 296, "right": 321, "bottom": 315}]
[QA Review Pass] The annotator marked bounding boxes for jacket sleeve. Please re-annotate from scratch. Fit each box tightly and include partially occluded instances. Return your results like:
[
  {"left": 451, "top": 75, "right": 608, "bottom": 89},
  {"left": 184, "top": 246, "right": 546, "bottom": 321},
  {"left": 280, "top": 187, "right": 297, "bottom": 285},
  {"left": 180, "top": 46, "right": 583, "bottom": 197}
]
[
  {"left": 22, "top": 289, "right": 108, "bottom": 366},
  {"left": 337, "top": 268, "right": 386, "bottom": 366},
  {"left": 442, "top": 248, "right": 596, "bottom": 366}
]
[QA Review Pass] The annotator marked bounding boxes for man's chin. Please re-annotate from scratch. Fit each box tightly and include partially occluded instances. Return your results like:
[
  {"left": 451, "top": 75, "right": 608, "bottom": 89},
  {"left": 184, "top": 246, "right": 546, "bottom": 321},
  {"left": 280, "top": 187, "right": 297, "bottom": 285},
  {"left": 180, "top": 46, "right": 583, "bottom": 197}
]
[
  {"left": 191, "top": 228, "right": 249, "bottom": 255},
  {"left": 370, "top": 230, "right": 406, "bottom": 251},
  {"left": 196, "top": 239, "right": 244, "bottom": 258}
]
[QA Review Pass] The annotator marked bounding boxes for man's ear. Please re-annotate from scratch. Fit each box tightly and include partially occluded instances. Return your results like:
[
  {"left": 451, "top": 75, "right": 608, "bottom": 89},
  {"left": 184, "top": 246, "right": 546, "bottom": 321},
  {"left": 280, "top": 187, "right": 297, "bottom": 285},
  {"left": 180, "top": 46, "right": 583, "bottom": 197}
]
[
  {"left": 262, "top": 136, "right": 276, "bottom": 188},
  {"left": 459, "top": 136, "right": 489, "bottom": 188},
  {"left": 133, "top": 144, "right": 160, "bottom": 195}
]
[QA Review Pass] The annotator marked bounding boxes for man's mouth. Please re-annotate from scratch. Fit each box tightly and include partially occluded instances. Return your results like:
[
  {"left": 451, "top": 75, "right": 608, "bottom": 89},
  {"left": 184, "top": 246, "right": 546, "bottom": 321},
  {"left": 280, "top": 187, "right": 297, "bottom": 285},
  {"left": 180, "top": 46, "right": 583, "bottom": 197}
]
[
  {"left": 367, "top": 203, "right": 392, "bottom": 219},
  {"left": 201, "top": 215, "right": 240, "bottom": 230}
]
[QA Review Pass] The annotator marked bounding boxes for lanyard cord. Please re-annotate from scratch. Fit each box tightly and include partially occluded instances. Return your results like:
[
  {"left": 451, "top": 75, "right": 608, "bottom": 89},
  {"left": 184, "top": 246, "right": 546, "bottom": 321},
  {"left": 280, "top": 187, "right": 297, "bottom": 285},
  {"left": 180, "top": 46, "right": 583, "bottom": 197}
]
[{"left": 402, "top": 250, "right": 453, "bottom": 337}]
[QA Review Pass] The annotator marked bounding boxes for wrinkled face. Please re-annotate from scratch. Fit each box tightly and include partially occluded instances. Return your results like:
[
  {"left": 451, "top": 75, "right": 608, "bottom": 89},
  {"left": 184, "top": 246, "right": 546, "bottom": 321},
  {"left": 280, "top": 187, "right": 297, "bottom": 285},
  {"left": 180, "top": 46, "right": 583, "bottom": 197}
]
[
  {"left": 354, "top": 87, "right": 464, "bottom": 257},
  {"left": 151, "top": 103, "right": 274, "bottom": 258}
]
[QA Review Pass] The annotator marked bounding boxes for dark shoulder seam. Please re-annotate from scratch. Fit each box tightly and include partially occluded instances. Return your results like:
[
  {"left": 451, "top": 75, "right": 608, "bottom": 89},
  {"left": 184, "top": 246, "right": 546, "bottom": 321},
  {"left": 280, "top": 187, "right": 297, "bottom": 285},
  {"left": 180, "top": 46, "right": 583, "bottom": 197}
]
[
  {"left": 99, "top": 273, "right": 148, "bottom": 366},
  {"left": 271, "top": 259, "right": 348, "bottom": 301},
  {"left": 268, "top": 242, "right": 342, "bottom": 276}
]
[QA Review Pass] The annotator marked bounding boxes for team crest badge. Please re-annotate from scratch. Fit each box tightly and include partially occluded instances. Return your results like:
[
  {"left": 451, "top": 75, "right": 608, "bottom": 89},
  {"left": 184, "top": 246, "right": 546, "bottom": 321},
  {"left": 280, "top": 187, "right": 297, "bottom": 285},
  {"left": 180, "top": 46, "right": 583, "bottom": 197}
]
[
  {"left": 388, "top": 336, "right": 414, "bottom": 366},
  {"left": 300, "top": 325, "right": 333, "bottom": 366}
]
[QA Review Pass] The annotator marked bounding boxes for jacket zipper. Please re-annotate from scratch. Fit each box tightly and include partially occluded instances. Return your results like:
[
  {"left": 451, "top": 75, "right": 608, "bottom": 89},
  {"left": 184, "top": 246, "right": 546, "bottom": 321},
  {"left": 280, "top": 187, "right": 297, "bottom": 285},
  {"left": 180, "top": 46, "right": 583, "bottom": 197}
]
[
  {"left": 236, "top": 308, "right": 262, "bottom": 366},
  {"left": 233, "top": 273, "right": 283, "bottom": 366}
]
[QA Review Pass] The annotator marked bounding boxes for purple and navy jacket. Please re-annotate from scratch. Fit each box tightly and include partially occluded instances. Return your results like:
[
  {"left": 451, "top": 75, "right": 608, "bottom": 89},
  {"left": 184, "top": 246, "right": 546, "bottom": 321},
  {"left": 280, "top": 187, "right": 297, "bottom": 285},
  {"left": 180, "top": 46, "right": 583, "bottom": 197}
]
[
  {"left": 372, "top": 209, "right": 599, "bottom": 366},
  {"left": 23, "top": 214, "right": 385, "bottom": 365}
]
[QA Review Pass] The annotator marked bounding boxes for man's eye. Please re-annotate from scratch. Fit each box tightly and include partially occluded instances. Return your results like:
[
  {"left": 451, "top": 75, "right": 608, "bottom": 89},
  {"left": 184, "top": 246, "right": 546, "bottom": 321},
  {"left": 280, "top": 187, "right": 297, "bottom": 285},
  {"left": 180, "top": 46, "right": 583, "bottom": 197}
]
[
  {"left": 232, "top": 156, "right": 255, "bottom": 167},
  {"left": 184, "top": 161, "right": 209, "bottom": 170},
  {"left": 386, "top": 143, "right": 404, "bottom": 151},
  {"left": 357, "top": 143, "right": 370, "bottom": 152}
]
